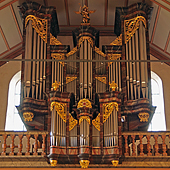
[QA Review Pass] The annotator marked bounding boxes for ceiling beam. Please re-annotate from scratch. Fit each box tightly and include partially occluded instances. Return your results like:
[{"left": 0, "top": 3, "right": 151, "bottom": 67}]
[
  {"left": 150, "top": 6, "right": 160, "bottom": 44},
  {"left": 0, "top": 26, "right": 10, "bottom": 50},
  {"left": 0, "top": 0, "right": 17, "bottom": 10},
  {"left": 162, "top": 0, "right": 170, "bottom": 6},
  {"left": 150, "top": 0, "right": 170, "bottom": 13},
  {"left": 164, "top": 31, "right": 170, "bottom": 52},
  {"left": 150, "top": 47, "right": 170, "bottom": 66},
  {"left": 10, "top": 4, "right": 22, "bottom": 41},
  {"left": 125, "top": 0, "right": 128, "bottom": 7},
  {"left": 43, "top": 0, "right": 48, "bottom": 6},
  {"left": 0, "top": 47, "right": 22, "bottom": 67},
  {"left": 104, "top": 0, "right": 108, "bottom": 26},
  {"left": 85, "top": 0, "right": 88, "bottom": 6},
  {"left": 64, "top": 0, "right": 70, "bottom": 26}
]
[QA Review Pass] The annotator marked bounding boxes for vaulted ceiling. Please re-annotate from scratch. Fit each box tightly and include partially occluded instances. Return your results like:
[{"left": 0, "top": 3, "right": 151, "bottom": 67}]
[{"left": 0, "top": 0, "right": 170, "bottom": 66}]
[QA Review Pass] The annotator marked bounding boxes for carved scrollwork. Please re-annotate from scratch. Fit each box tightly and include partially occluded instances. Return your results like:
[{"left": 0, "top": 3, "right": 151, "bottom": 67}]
[
  {"left": 79, "top": 116, "right": 90, "bottom": 125},
  {"left": 77, "top": 99, "right": 92, "bottom": 109},
  {"left": 110, "top": 34, "right": 122, "bottom": 46},
  {"left": 124, "top": 16, "right": 146, "bottom": 44},
  {"left": 69, "top": 113, "right": 78, "bottom": 131},
  {"left": 79, "top": 36, "right": 93, "bottom": 47},
  {"left": 25, "top": 15, "right": 62, "bottom": 45},
  {"left": 95, "top": 76, "right": 106, "bottom": 84},
  {"left": 51, "top": 53, "right": 65, "bottom": 66},
  {"left": 138, "top": 112, "right": 149, "bottom": 122},
  {"left": 51, "top": 102, "right": 67, "bottom": 122},
  {"left": 103, "top": 102, "right": 118, "bottom": 123},
  {"left": 66, "top": 47, "right": 77, "bottom": 57},
  {"left": 108, "top": 54, "right": 121, "bottom": 66},
  {"left": 92, "top": 113, "right": 100, "bottom": 131},
  {"left": 66, "top": 77, "right": 77, "bottom": 84},
  {"left": 23, "top": 112, "right": 34, "bottom": 122},
  {"left": 95, "top": 47, "right": 106, "bottom": 57}
]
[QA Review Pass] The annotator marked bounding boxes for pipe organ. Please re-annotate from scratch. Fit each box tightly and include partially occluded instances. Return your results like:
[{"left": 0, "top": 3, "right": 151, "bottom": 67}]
[{"left": 18, "top": 1, "right": 155, "bottom": 168}]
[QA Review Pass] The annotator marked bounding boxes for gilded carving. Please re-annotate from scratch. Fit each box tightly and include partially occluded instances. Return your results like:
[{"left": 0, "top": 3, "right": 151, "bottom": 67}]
[
  {"left": 50, "top": 160, "right": 57, "bottom": 166},
  {"left": 124, "top": 16, "right": 146, "bottom": 44},
  {"left": 79, "top": 160, "right": 90, "bottom": 169},
  {"left": 103, "top": 102, "right": 118, "bottom": 123},
  {"left": 51, "top": 102, "right": 67, "bottom": 122},
  {"left": 109, "top": 81, "right": 118, "bottom": 91},
  {"left": 95, "top": 76, "right": 106, "bottom": 84},
  {"left": 77, "top": 99, "right": 92, "bottom": 108},
  {"left": 69, "top": 113, "right": 78, "bottom": 131},
  {"left": 79, "top": 116, "right": 90, "bottom": 125},
  {"left": 95, "top": 47, "right": 106, "bottom": 57},
  {"left": 110, "top": 34, "right": 122, "bottom": 46},
  {"left": 52, "top": 81, "right": 60, "bottom": 91},
  {"left": 66, "top": 77, "right": 77, "bottom": 84},
  {"left": 79, "top": 36, "right": 93, "bottom": 47},
  {"left": 92, "top": 113, "right": 100, "bottom": 131},
  {"left": 51, "top": 53, "right": 65, "bottom": 66},
  {"left": 138, "top": 112, "right": 149, "bottom": 122},
  {"left": 66, "top": 47, "right": 77, "bottom": 57},
  {"left": 111, "top": 160, "right": 119, "bottom": 166},
  {"left": 23, "top": 112, "right": 34, "bottom": 122},
  {"left": 75, "top": 4, "right": 95, "bottom": 24},
  {"left": 108, "top": 54, "right": 121, "bottom": 66},
  {"left": 25, "top": 15, "right": 62, "bottom": 45}
]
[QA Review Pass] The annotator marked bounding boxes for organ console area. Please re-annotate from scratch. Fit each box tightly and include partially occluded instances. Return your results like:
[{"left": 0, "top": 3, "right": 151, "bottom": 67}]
[{"left": 18, "top": 1, "right": 155, "bottom": 168}]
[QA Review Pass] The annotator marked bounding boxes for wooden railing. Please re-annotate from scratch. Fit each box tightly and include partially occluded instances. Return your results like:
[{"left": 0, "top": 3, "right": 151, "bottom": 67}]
[
  {"left": 122, "top": 131, "right": 170, "bottom": 156},
  {"left": 0, "top": 131, "right": 48, "bottom": 156}
]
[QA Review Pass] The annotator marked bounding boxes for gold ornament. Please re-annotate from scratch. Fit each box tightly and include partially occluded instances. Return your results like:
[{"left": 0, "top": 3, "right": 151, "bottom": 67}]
[
  {"left": 66, "top": 47, "right": 77, "bottom": 57},
  {"left": 138, "top": 112, "right": 149, "bottom": 122},
  {"left": 124, "top": 16, "right": 146, "bottom": 44},
  {"left": 51, "top": 102, "right": 67, "bottom": 122},
  {"left": 95, "top": 47, "right": 106, "bottom": 57},
  {"left": 108, "top": 54, "right": 121, "bottom": 66},
  {"left": 52, "top": 81, "right": 60, "bottom": 91},
  {"left": 110, "top": 34, "right": 122, "bottom": 46},
  {"left": 66, "top": 77, "right": 77, "bottom": 84},
  {"left": 23, "top": 112, "right": 34, "bottom": 122},
  {"left": 77, "top": 99, "right": 92, "bottom": 109},
  {"left": 95, "top": 76, "right": 106, "bottom": 84},
  {"left": 109, "top": 81, "right": 118, "bottom": 91},
  {"left": 51, "top": 53, "right": 65, "bottom": 66},
  {"left": 69, "top": 113, "right": 78, "bottom": 131},
  {"left": 79, "top": 36, "right": 93, "bottom": 47},
  {"left": 111, "top": 160, "right": 119, "bottom": 166},
  {"left": 79, "top": 116, "right": 90, "bottom": 125},
  {"left": 75, "top": 3, "right": 95, "bottom": 24},
  {"left": 103, "top": 102, "right": 118, "bottom": 123},
  {"left": 79, "top": 160, "right": 90, "bottom": 169},
  {"left": 25, "top": 15, "right": 62, "bottom": 45},
  {"left": 50, "top": 159, "right": 57, "bottom": 166},
  {"left": 92, "top": 113, "right": 100, "bottom": 131}
]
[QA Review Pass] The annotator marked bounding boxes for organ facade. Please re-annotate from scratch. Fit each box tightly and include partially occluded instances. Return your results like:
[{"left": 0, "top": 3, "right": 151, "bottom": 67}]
[{"left": 18, "top": 1, "right": 154, "bottom": 168}]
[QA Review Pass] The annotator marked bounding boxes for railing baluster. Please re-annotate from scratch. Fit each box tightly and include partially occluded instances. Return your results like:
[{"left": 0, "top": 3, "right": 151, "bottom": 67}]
[
  {"left": 42, "top": 134, "right": 46, "bottom": 156},
  {"left": 17, "top": 135, "right": 23, "bottom": 156},
  {"left": 33, "top": 134, "right": 38, "bottom": 155},
  {"left": 1, "top": 134, "right": 7, "bottom": 156},
  {"left": 131, "top": 135, "right": 136, "bottom": 156},
  {"left": 146, "top": 135, "right": 152, "bottom": 156},
  {"left": 162, "top": 135, "right": 167, "bottom": 156},
  {"left": 25, "top": 134, "right": 30, "bottom": 155},
  {"left": 9, "top": 134, "right": 15, "bottom": 156},
  {"left": 139, "top": 135, "right": 144, "bottom": 156},
  {"left": 124, "top": 135, "right": 129, "bottom": 156},
  {"left": 154, "top": 135, "right": 159, "bottom": 156}
]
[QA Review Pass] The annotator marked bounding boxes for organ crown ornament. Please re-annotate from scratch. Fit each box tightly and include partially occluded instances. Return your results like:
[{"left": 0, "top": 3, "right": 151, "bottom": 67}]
[
  {"left": 75, "top": 3, "right": 96, "bottom": 25},
  {"left": 52, "top": 81, "right": 60, "bottom": 91},
  {"left": 109, "top": 81, "right": 118, "bottom": 91}
]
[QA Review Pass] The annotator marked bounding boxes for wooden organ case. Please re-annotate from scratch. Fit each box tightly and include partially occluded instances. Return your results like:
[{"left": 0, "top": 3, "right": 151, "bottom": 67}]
[{"left": 18, "top": 1, "right": 155, "bottom": 168}]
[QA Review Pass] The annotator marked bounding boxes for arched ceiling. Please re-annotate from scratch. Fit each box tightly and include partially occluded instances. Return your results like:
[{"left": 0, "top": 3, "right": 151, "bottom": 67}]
[{"left": 0, "top": 0, "right": 170, "bottom": 66}]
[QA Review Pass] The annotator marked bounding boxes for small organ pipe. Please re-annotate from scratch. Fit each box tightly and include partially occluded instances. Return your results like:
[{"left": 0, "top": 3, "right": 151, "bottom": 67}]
[
  {"left": 39, "top": 38, "right": 43, "bottom": 99},
  {"left": 36, "top": 35, "right": 40, "bottom": 99},
  {"left": 126, "top": 43, "right": 130, "bottom": 100},
  {"left": 84, "top": 40, "right": 87, "bottom": 98},
  {"left": 43, "top": 42, "right": 46, "bottom": 99}
]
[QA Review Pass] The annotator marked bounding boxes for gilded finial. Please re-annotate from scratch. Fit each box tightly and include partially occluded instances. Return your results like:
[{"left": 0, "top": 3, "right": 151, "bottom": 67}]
[
  {"left": 52, "top": 81, "right": 60, "bottom": 91},
  {"left": 75, "top": 3, "right": 96, "bottom": 25},
  {"left": 79, "top": 160, "right": 90, "bottom": 168},
  {"left": 109, "top": 81, "right": 118, "bottom": 91},
  {"left": 50, "top": 159, "right": 57, "bottom": 166},
  {"left": 111, "top": 160, "right": 119, "bottom": 166}
]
